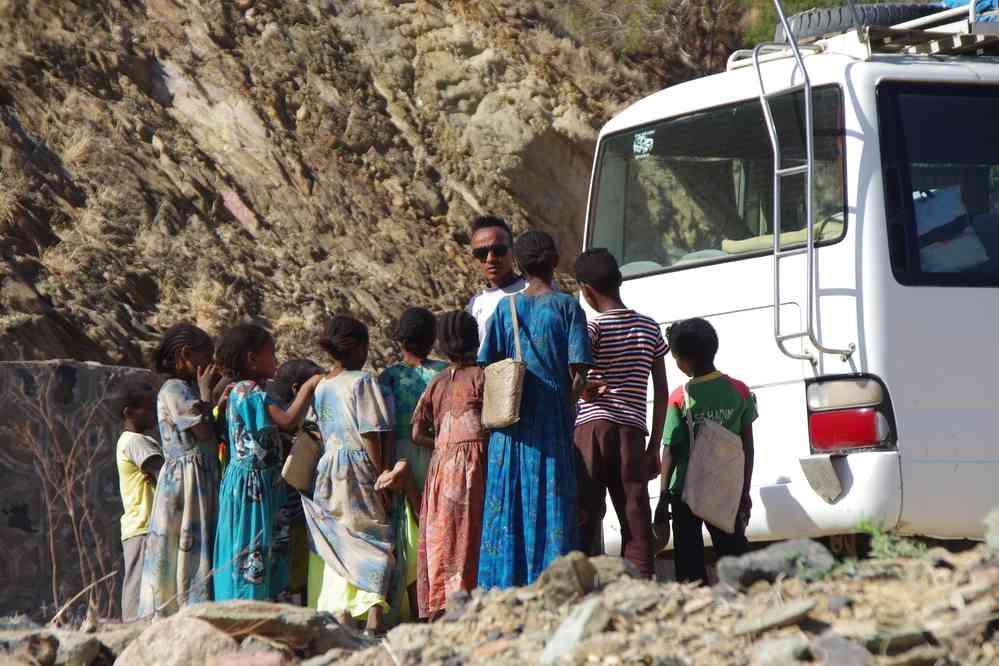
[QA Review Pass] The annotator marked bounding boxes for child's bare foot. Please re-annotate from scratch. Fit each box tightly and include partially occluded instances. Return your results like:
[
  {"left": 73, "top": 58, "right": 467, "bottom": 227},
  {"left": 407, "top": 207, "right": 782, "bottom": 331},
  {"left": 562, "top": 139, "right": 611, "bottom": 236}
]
[{"left": 365, "top": 605, "right": 384, "bottom": 635}]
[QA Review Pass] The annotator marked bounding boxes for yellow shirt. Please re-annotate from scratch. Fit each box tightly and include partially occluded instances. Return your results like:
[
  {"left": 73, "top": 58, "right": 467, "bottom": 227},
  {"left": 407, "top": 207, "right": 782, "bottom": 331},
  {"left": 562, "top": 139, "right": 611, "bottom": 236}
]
[{"left": 116, "top": 431, "right": 161, "bottom": 541}]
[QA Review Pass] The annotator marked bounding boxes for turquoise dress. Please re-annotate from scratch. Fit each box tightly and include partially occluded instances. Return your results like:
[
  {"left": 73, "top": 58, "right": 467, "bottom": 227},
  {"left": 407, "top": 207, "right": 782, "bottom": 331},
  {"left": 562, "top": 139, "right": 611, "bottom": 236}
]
[
  {"left": 378, "top": 360, "right": 448, "bottom": 488},
  {"left": 213, "top": 380, "right": 289, "bottom": 600},
  {"left": 476, "top": 292, "right": 592, "bottom": 589},
  {"left": 377, "top": 359, "right": 446, "bottom": 626}
]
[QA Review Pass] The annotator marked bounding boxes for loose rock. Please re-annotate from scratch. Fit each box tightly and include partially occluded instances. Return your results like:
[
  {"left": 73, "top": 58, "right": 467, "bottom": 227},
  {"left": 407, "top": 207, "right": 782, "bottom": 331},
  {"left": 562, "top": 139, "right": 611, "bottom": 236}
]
[
  {"left": 750, "top": 635, "right": 811, "bottom": 665},
  {"left": 733, "top": 599, "right": 817, "bottom": 636},
  {"left": 114, "top": 616, "right": 238, "bottom": 666},
  {"left": 810, "top": 633, "right": 874, "bottom": 666},
  {"left": 717, "top": 540, "right": 836, "bottom": 590},
  {"left": 539, "top": 596, "right": 612, "bottom": 664}
]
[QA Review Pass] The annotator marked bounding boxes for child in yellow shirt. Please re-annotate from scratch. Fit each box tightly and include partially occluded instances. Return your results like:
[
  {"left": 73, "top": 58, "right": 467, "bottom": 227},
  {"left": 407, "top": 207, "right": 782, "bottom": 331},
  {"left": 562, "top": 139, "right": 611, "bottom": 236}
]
[{"left": 115, "top": 379, "right": 163, "bottom": 622}]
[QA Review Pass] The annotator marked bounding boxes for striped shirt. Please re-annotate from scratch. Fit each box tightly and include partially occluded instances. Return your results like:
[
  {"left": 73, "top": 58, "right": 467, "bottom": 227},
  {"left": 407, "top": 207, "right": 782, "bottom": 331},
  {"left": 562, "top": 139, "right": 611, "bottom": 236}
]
[{"left": 576, "top": 309, "right": 668, "bottom": 434}]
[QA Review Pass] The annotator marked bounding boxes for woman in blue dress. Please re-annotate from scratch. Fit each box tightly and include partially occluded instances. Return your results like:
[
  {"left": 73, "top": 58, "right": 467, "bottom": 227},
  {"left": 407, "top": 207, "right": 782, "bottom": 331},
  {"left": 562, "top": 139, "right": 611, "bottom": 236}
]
[
  {"left": 476, "top": 230, "right": 593, "bottom": 588},
  {"left": 213, "top": 323, "right": 321, "bottom": 601}
]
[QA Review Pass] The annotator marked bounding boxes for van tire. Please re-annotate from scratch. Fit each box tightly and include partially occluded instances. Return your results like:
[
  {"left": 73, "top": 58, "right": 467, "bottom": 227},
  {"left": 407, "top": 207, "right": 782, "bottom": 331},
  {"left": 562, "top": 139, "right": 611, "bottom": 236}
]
[{"left": 774, "top": 4, "right": 943, "bottom": 43}]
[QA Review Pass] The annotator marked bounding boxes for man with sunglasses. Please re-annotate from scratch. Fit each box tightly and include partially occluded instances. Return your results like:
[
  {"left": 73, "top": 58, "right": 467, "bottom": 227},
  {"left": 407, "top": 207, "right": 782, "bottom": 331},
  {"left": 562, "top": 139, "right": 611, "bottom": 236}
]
[{"left": 466, "top": 215, "right": 528, "bottom": 347}]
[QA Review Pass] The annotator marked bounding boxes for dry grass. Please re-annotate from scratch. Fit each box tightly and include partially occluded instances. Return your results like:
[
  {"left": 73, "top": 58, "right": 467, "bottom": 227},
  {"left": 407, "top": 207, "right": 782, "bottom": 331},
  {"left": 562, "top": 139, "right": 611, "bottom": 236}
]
[
  {"left": 61, "top": 125, "right": 96, "bottom": 168},
  {"left": 0, "top": 168, "right": 28, "bottom": 228}
]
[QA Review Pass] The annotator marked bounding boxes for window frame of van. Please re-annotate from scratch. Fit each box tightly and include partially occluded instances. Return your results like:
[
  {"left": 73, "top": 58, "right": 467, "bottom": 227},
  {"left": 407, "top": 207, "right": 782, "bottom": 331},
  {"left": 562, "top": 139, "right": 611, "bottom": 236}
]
[
  {"left": 877, "top": 80, "right": 999, "bottom": 288},
  {"left": 585, "top": 85, "right": 849, "bottom": 281}
]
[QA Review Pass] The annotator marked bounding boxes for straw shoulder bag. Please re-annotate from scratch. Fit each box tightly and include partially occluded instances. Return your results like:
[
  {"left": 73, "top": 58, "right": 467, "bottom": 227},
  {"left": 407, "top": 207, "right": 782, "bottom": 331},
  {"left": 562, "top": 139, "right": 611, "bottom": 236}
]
[
  {"left": 281, "top": 428, "right": 323, "bottom": 492},
  {"left": 481, "top": 295, "right": 526, "bottom": 430},
  {"left": 680, "top": 384, "right": 745, "bottom": 534}
]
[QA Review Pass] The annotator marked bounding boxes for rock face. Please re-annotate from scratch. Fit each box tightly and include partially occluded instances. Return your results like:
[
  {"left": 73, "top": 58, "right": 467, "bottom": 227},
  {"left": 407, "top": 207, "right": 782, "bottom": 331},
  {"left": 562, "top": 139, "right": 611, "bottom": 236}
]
[
  {"left": 0, "top": 360, "right": 152, "bottom": 620},
  {"left": 0, "top": 0, "right": 697, "bottom": 369}
]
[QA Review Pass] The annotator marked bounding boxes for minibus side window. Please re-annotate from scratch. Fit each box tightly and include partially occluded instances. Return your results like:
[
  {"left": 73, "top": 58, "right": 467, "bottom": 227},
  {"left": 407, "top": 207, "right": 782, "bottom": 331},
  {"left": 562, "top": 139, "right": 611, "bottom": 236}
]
[
  {"left": 877, "top": 82, "right": 999, "bottom": 287},
  {"left": 587, "top": 86, "right": 847, "bottom": 279}
]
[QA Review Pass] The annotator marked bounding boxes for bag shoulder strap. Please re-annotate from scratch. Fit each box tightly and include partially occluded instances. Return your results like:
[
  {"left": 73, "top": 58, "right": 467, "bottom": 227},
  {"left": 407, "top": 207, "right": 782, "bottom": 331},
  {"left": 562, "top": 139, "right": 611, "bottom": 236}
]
[
  {"left": 508, "top": 295, "right": 522, "bottom": 362},
  {"left": 683, "top": 383, "right": 695, "bottom": 443}
]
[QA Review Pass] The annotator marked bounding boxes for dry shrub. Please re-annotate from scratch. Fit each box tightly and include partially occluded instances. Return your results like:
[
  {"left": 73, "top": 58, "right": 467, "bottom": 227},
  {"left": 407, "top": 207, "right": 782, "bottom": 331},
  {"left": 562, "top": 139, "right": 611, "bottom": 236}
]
[
  {"left": 13, "top": 369, "right": 119, "bottom": 622},
  {"left": 544, "top": 0, "right": 742, "bottom": 79}
]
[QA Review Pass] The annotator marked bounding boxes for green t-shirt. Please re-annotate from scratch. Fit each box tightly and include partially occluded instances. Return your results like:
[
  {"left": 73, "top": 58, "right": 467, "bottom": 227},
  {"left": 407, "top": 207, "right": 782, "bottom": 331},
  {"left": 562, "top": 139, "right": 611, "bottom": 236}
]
[{"left": 662, "top": 371, "right": 758, "bottom": 495}]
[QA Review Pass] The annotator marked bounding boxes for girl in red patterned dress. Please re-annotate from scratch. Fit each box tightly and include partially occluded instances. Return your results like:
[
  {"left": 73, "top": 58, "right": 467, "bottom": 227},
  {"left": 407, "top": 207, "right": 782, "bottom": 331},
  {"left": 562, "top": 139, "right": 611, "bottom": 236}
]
[{"left": 411, "top": 311, "right": 488, "bottom": 620}]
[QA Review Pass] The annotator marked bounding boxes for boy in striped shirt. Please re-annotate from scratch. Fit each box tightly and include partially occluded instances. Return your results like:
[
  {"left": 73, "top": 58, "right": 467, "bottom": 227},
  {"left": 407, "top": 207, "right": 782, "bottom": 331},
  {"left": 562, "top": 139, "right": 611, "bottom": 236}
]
[{"left": 574, "top": 248, "right": 668, "bottom": 577}]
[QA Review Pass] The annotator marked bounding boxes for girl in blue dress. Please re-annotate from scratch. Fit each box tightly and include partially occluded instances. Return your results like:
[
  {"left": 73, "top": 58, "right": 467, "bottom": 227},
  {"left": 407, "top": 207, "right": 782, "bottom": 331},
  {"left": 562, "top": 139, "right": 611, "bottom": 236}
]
[
  {"left": 213, "top": 323, "right": 322, "bottom": 601},
  {"left": 477, "top": 230, "right": 593, "bottom": 588}
]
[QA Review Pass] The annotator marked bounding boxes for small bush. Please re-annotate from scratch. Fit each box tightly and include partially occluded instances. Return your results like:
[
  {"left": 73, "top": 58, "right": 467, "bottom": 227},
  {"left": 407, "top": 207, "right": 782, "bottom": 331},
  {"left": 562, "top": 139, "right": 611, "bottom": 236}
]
[{"left": 857, "top": 519, "right": 927, "bottom": 560}]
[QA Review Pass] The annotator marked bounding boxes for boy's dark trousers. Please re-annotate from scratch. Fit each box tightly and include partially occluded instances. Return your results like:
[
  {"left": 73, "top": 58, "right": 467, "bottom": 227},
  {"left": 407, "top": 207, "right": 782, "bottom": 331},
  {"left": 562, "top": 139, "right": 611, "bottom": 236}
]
[
  {"left": 575, "top": 419, "right": 654, "bottom": 578},
  {"left": 672, "top": 497, "right": 748, "bottom": 585}
]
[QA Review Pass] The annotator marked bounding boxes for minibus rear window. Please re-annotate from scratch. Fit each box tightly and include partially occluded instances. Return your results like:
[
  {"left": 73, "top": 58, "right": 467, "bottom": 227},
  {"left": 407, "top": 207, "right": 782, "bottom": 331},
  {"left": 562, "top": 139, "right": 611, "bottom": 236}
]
[
  {"left": 586, "top": 86, "right": 846, "bottom": 279},
  {"left": 878, "top": 82, "right": 999, "bottom": 287}
]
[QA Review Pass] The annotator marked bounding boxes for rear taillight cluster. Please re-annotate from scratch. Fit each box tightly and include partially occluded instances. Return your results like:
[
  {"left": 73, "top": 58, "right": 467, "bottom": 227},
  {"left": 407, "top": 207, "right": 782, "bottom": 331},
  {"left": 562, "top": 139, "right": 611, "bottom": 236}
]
[{"left": 806, "top": 375, "right": 896, "bottom": 453}]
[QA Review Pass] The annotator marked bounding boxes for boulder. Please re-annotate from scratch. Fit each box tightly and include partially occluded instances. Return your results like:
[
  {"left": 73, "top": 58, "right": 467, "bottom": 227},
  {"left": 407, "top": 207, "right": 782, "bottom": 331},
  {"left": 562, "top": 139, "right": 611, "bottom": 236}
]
[
  {"left": 114, "top": 616, "right": 238, "bottom": 666},
  {"left": 717, "top": 540, "right": 835, "bottom": 590},
  {"left": 531, "top": 552, "right": 597, "bottom": 608},
  {"left": 95, "top": 623, "right": 148, "bottom": 661},
  {"left": 590, "top": 556, "right": 641, "bottom": 588},
  {"left": 0, "top": 629, "right": 100, "bottom": 666},
  {"left": 180, "top": 601, "right": 369, "bottom": 654}
]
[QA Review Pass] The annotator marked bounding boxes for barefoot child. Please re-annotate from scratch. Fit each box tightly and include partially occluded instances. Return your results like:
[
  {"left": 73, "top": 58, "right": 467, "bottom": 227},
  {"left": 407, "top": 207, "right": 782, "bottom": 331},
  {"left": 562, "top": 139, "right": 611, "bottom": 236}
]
[
  {"left": 573, "top": 248, "right": 669, "bottom": 577},
  {"left": 303, "top": 315, "right": 395, "bottom": 634},
  {"left": 411, "top": 310, "right": 488, "bottom": 619},
  {"left": 213, "top": 325, "right": 322, "bottom": 601},
  {"left": 139, "top": 323, "right": 220, "bottom": 617},
  {"left": 377, "top": 307, "right": 446, "bottom": 623},
  {"left": 115, "top": 379, "right": 163, "bottom": 623},
  {"left": 661, "top": 318, "right": 756, "bottom": 585}
]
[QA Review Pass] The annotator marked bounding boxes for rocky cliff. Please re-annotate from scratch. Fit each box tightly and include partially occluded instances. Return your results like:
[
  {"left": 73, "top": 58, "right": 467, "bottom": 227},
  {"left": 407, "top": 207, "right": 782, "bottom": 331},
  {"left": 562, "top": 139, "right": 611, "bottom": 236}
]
[{"left": 0, "top": 0, "right": 737, "bottom": 368}]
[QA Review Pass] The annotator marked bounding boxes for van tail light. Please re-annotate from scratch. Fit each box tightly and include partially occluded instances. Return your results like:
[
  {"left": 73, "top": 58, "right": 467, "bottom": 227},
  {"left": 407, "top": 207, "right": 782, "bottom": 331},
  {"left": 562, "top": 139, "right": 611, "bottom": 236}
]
[{"left": 805, "top": 375, "right": 896, "bottom": 454}]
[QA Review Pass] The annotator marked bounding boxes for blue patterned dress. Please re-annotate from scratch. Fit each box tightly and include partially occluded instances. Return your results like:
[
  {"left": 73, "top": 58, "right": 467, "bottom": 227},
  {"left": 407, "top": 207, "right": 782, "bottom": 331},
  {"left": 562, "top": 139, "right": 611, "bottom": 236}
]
[
  {"left": 476, "top": 292, "right": 593, "bottom": 589},
  {"left": 213, "top": 381, "right": 289, "bottom": 600},
  {"left": 138, "top": 378, "right": 219, "bottom": 617},
  {"left": 302, "top": 371, "right": 395, "bottom": 618}
]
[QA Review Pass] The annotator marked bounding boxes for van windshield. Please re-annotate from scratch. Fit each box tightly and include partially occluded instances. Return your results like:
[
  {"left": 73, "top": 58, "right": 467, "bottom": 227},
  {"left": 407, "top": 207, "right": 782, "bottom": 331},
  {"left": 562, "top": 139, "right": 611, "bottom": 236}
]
[
  {"left": 878, "top": 82, "right": 999, "bottom": 287},
  {"left": 587, "top": 87, "right": 846, "bottom": 278}
]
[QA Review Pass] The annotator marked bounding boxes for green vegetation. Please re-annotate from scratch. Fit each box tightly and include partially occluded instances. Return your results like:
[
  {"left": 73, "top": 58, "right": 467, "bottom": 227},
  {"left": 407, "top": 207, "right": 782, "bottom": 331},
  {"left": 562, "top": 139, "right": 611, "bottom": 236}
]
[
  {"left": 741, "top": 0, "right": 848, "bottom": 47},
  {"left": 857, "top": 519, "right": 928, "bottom": 560}
]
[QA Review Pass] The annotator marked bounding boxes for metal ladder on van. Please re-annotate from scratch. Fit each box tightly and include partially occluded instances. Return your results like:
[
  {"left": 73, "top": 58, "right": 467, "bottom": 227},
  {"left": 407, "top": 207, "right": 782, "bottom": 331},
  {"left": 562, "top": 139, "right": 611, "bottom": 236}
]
[{"left": 752, "top": 0, "right": 857, "bottom": 366}]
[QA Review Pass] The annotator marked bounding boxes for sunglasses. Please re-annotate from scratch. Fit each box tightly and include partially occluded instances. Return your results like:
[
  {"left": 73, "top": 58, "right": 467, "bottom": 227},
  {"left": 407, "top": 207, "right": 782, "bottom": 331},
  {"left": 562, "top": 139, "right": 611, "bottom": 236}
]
[{"left": 472, "top": 244, "right": 510, "bottom": 262}]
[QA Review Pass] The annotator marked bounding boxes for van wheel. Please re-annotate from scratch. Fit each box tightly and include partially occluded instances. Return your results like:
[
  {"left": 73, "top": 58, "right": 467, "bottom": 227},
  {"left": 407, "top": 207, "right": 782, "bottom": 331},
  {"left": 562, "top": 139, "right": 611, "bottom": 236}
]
[{"left": 774, "top": 4, "right": 943, "bottom": 43}]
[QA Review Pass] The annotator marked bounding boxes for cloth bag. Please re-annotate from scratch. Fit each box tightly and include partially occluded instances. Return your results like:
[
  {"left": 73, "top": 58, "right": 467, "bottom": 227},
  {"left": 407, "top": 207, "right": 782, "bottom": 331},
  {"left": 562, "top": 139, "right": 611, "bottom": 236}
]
[
  {"left": 281, "top": 430, "right": 322, "bottom": 492},
  {"left": 680, "top": 384, "right": 745, "bottom": 534},
  {"left": 481, "top": 295, "right": 526, "bottom": 429}
]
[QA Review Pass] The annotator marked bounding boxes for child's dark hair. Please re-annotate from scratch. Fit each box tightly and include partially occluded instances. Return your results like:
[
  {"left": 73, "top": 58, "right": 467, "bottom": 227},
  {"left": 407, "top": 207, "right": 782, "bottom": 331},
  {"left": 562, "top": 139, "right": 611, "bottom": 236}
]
[
  {"left": 267, "top": 358, "right": 323, "bottom": 404},
  {"left": 667, "top": 318, "right": 718, "bottom": 368},
  {"left": 574, "top": 248, "right": 622, "bottom": 295},
  {"left": 513, "top": 230, "right": 558, "bottom": 278},
  {"left": 113, "top": 377, "right": 156, "bottom": 417},
  {"left": 216, "top": 323, "right": 274, "bottom": 378},
  {"left": 436, "top": 311, "right": 479, "bottom": 361},
  {"left": 394, "top": 307, "right": 437, "bottom": 358},
  {"left": 153, "top": 323, "right": 213, "bottom": 375},
  {"left": 319, "top": 315, "right": 369, "bottom": 363},
  {"left": 470, "top": 215, "right": 513, "bottom": 243}
]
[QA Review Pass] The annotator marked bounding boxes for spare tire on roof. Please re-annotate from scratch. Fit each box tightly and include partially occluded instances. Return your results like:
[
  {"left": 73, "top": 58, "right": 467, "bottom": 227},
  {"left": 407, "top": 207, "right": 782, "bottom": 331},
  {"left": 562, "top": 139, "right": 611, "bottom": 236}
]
[{"left": 774, "top": 4, "right": 944, "bottom": 43}]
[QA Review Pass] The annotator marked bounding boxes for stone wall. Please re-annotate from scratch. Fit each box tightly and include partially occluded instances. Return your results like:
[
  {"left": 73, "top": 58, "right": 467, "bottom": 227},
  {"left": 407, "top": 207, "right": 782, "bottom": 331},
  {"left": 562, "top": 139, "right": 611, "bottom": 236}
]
[{"left": 0, "top": 360, "right": 150, "bottom": 620}]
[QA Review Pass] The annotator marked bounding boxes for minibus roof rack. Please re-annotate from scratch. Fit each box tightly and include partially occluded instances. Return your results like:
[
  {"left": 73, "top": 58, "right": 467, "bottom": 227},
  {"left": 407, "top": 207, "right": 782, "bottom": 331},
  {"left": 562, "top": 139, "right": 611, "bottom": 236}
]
[{"left": 728, "top": 4, "right": 999, "bottom": 70}]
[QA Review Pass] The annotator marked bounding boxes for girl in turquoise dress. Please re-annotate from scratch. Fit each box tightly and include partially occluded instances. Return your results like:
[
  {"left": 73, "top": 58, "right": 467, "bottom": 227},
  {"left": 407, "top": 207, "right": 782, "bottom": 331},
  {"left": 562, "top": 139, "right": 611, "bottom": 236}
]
[
  {"left": 378, "top": 308, "right": 446, "bottom": 623},
  {"left": 213, "top": 324, "right": 322, "bottom": 601}
]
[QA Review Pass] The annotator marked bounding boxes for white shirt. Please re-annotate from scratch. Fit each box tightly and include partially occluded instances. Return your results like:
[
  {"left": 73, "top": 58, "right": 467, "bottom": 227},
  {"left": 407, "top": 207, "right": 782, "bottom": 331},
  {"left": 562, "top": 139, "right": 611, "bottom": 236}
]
[{"left": 466, "top": 277, "right": 528, "bottom": 349}]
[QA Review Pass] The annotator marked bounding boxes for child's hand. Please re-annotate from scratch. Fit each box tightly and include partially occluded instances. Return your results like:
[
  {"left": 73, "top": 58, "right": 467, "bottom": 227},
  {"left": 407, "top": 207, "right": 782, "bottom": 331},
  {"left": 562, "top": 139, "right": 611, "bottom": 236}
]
[
  {"left": 304, "top": 374, "right": 324, "bottom": 392},
  {"left": 579, "top": 380, "right": 608, "bottom": 402},
  {"left": 197, "top": 363, "right": 220, "bottom": 402},
  {"left": 644, "top": 448, "right": 660, "bottom": 481},
  {"left": 737, "top": 494, "right": 752, "bottom": 531}
]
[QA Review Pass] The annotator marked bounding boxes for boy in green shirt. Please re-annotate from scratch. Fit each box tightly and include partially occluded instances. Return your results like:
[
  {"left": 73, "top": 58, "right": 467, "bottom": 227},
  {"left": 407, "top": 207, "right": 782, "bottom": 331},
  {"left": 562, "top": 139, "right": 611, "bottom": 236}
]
[{"left": 659, "top": 318, "right": 756, "bottom": 584}]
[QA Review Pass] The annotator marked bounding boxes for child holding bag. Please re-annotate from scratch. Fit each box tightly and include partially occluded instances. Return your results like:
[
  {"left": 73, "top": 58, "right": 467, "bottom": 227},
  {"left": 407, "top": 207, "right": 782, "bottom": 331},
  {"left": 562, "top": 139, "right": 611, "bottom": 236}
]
[{"left": 660, "top": 318, "right": 756, "bottom": 585}]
